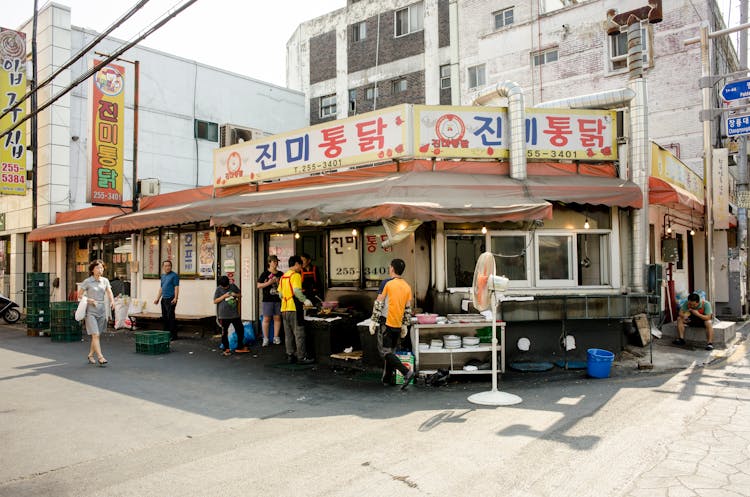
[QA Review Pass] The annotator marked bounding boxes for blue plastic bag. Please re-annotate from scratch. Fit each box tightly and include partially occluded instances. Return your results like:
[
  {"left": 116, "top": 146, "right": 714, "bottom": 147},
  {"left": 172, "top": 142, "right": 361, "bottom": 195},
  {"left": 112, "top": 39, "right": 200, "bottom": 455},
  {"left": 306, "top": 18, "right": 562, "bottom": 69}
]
[{"left": 243, "top": 321, "right": 255, "bottom": 345}]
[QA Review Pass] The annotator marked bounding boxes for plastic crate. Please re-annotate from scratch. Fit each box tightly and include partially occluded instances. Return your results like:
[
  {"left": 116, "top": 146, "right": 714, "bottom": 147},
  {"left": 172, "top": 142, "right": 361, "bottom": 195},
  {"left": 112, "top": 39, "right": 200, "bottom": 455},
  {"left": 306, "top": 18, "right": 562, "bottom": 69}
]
[
  {"left": 135, "top": 330, "right": 170, "bottom": 355},
  {"left": 51, "top": 301, "right": 78, "bottom": 312},
  {"left": 51, "top": 320, "right": 82, "bottom": 334},
  {"left": 26, "top": 272, "right": 50, "bottom": 285},
  {"left": 51, "top": 331, "right": 82, "bottom": 342}
]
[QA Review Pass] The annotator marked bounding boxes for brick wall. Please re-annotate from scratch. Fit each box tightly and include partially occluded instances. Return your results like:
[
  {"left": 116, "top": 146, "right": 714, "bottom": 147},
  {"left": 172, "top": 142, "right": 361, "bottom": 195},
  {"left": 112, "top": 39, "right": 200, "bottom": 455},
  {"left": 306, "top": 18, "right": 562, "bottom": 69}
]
[
  {"left": 348, "top": 15, "right": 379, "bottom": 73},
  {"left": 309, "top": 30, "right": 336, "bottom": 85},
  {"left": 438, "top": 0, "right": 450, "bottom": 48}
]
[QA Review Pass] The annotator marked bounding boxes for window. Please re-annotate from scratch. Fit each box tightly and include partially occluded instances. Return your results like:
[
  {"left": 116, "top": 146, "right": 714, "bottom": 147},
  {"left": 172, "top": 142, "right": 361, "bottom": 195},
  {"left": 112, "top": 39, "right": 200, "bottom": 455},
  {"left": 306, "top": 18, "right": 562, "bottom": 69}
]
[
  {"left": 392, "top": 78, "right": 407, "bottom": 93},
  {"left": 440, "top": 64, "right": 451, "bottom": 89},
  {"left": 363, "top": 225, "right": 392, "bottom": 288},
  {"left": 143, "top": 226, "right": 215, "bottom": 279},
  {"left": 352, "top": 21, "right": 367, "bottom": 42},
  {"left": 395, "top": 2, "right": 424, "bottom": 37},
  {"left": 491, "top": 234, "right": 530, "bottom": 286},
  {"left": 447, "top": 234, "right": 485, "bottom": 288},
  {"left": 532, "top": 49, "right": 558, "bottom": 66},
  {"left": 329, "top": 228, "right": 360, "bottom": 287},
  {"left": 194, "top": 119, "right": 218, "bottom": 141},
  {"left": 536, "top": 233, "right": 575, "bottom": 286},
  {"left": 320, "top": 94, "right": 337, "bottom": 118},
  {"left": 348, "top": 89, "right": 357, "bottom": 113},
  {"left": 467, "top": 64, "right": 486, "bottom": 89},
  {"left": 542, "top": 0, "right": 578, "bottom": 13},
  {"left": 609, "top": 26, "right": 650, "bottom": 71},
  {"left": 494, "top": 7, "right": 514, "bottom": 29},
  {"left": 577, "top": 233, "right": 610, "bottom": 286},
  {"left": 365, "top": 86, "right": 378, "bottom": 100}
]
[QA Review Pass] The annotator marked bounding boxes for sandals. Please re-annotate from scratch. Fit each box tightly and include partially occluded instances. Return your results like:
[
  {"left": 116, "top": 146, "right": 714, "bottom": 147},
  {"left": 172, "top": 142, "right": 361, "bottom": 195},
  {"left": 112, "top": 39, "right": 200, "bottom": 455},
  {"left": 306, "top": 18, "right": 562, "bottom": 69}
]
[
  {"left": 222, "top": 350, "right": 232, "bottom": 357},
  {"left": 87, "top": 355, "right": 96, "bottom": 365},
  {"left": 97, "top": 356, "right": 108, "bottom": 367}
]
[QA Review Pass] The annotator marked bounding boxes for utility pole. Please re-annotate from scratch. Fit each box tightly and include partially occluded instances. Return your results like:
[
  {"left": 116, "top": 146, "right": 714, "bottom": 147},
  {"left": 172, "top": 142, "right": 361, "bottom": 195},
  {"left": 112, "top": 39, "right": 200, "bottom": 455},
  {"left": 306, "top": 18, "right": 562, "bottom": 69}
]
[{"left": 30, "top": 0, "right": 39, "bottom": 272}]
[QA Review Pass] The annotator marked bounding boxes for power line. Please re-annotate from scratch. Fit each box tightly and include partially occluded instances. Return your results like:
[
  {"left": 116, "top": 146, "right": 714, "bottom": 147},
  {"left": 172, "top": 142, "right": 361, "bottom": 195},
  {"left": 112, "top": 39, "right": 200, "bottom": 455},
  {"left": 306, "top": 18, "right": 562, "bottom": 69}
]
[{"left": 0, "top": 0, "right": 199, "bottom": 142}]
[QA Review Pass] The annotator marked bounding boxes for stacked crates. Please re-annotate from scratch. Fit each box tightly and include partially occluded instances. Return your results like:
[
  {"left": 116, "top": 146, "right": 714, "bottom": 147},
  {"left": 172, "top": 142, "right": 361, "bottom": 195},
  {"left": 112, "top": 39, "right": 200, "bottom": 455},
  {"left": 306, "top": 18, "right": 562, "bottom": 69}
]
[
  {"left": 26, "top": 272, "right": 51, "bottom": 336},
  {"left": 50, "top": 301, "right": 82, "bottom": 342},
  {"left": 135, "top": 330, "right": 170, "bottom": 355}
]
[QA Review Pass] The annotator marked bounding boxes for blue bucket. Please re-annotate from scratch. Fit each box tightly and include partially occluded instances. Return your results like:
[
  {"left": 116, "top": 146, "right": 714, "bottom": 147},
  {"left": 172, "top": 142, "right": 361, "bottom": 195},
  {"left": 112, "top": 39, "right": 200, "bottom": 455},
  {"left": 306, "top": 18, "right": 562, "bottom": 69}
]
[{"left": 587, "top": 348, "right": 615, "bottom": 378}]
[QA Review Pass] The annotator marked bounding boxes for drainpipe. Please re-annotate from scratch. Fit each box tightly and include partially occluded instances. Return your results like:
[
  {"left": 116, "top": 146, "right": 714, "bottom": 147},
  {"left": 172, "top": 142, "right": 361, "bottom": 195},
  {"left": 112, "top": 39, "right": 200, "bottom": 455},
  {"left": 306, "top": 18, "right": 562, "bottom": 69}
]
[
  {"left": 533, "top": 88, "right": 635, "bottom": 111},
  {"left": 472, "top": 81, "right": 526, "bottom": 180},
  {"left": 448, "top": 0, "right": 460, "bottom": 105}
]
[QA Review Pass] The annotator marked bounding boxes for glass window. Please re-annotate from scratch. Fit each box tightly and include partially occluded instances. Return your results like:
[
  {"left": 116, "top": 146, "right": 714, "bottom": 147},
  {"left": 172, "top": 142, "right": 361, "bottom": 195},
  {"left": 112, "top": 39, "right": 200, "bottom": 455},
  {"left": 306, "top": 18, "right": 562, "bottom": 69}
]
[
  {"left": 610, "top": 26, "right": 649, "bottom": 71},
  {"left": 348, "top": 89, "right": 357, "bottom": 113},
  {"left": 352, "top": 21, "right": 367, "bottom": 42},
  {"left": 536, "top": 233, "right": 574, "bottom": 286},
  {"left": 494, "top": 7, "right": 514, "bottom": 29},
  {"left": 577, "top": 233, "right": 610, "bottom": 286},
  {"left": 194, "top": 119, "right": 218, "bottom": 141},
  {"left": 329, "top": 229, "right": 361, "bottom": 286},
  {"left": 395, "top": 2, "right": 424, "bottom": 37},
  {"left": 143, "top": 231, "right": 160, "bottom": 278},
  {"left": 491, "top": 234, "right": 529, "bottom": 286},
  {"left": 392, "top": 78, "right": 407, "bottom": 93},
  {"left": 440, "top": 64, "right": 451, "bottom": 89},
  {"left": 320, "top": 94, "right": 337, "bottom": 118},
  {"left": 363, "top": 225, "right": 393, "bottom": 288},
  {"left": 447, "top": 234, "right": 484, "bottom": 288},
  {"left": 468, "top": 64, "right": 486, "bottom": 89},
  {"left": 533, "top": 49, "right": 558, "bottom": 66},
  {"left": 365, "top": 86, "right": 378, "bottom": 100}
]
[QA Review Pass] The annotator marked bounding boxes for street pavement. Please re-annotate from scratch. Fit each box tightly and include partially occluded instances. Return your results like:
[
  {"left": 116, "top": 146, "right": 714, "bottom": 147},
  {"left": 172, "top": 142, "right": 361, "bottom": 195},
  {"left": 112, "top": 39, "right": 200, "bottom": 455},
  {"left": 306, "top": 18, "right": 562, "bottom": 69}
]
[{"left": 0, "top": 321, "right": 749, "bottom": 497}]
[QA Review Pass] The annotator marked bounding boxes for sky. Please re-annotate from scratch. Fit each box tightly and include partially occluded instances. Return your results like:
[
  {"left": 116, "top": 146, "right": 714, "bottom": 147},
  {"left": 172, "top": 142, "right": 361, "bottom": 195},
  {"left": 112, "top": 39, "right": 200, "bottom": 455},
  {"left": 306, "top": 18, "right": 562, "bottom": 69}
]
[{"left": 2, "top": 0, "right": 346, "bottom": 87}]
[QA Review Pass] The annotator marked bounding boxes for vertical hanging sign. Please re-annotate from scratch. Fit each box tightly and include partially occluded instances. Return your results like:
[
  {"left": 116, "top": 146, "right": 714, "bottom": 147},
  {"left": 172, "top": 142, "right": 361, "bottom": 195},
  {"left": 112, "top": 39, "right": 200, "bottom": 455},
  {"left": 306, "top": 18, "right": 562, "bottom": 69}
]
[
  {"left": 89, "top": 60, "right": 125, "bottom": 205},
  {"left": 0, "top": 28, "right": 27, "bottom": 196}
]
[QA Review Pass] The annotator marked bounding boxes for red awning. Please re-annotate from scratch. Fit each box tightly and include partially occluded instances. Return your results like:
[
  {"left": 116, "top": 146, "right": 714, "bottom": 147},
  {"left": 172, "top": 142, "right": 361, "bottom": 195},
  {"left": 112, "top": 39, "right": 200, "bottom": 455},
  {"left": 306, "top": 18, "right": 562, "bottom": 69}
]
[
  {"left": 525, "top": 174, "right": 643, "bottom": 208},
  {"left": 28, "top": 214, "right": 116, "bottom": 242},
  {"left": 649, "top": 176, "right": 704, "bottom": 213}
]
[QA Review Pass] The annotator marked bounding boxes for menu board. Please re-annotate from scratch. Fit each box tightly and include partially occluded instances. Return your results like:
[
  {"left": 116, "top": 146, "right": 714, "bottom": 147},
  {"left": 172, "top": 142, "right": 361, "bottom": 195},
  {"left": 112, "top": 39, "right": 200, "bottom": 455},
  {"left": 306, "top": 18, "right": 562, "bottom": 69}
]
[
  {"left": 198, "top": 230, "right": 216, "bottom": 277},
  {"left": 180, "top": 232, "right": 197, "bottom": 275},
  {"left": 143, "top": 234, "right": 160, "bottom": 277}
]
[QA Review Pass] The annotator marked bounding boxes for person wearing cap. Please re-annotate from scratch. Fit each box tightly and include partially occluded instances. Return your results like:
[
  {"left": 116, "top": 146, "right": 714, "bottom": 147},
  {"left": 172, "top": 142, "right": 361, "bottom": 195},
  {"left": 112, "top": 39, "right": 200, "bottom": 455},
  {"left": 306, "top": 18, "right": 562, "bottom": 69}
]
[{"left": 257, "top": 254, "right": 283, "bottom": 346}]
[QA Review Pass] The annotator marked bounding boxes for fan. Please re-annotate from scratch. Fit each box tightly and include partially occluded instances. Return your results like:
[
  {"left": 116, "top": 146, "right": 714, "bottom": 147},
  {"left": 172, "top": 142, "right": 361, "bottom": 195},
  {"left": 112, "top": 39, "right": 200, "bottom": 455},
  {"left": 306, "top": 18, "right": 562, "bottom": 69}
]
[{"left": 467, "top": 252, "right": 522, "bottom": 406}]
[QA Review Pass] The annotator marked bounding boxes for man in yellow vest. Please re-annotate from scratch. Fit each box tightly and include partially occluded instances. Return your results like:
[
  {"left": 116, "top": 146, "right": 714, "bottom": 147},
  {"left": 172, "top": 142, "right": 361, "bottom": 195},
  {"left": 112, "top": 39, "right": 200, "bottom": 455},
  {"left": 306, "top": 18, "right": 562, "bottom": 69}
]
[{"left": 278, "top": 255, "right": 314, "bottom": 364}]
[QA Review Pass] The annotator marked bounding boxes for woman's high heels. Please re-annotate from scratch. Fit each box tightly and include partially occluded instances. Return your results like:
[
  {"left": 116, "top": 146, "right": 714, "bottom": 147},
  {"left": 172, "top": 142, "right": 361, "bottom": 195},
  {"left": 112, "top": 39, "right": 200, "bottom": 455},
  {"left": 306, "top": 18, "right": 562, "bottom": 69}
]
[
  {"left": 87, "top": 355, "right": 96, "bottom": 365},
  {"left": 97, "top": 356, "right": 108, "bottom": 367}
]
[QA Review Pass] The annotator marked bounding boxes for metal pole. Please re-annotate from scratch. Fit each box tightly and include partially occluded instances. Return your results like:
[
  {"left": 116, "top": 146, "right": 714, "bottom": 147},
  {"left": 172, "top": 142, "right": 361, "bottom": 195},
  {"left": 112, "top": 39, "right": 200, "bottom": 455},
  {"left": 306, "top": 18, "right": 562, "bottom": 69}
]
[
  {"left": 700, "top": 25, "right": 716, "bottom": 306},
  {"left": 741, "top": 0, "right": 749, "bottom": 315},
  {"left": 30, "top": 0, "right": 39, "bottom": 272},
  {"left": 133, "top": 60, "right": 140, "bottom": 212}
]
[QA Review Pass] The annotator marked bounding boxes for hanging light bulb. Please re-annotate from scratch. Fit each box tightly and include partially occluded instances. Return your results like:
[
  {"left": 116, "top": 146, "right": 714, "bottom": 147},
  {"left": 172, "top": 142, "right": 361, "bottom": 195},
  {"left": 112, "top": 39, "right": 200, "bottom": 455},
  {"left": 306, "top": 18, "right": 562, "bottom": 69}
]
[
  {"left": 294, "top": 232, "right": 300, "bottom": 239},
  {"left": 666, "top": 224, "right": 672, "bottom": 234},
  {"left": 481, "top": 226, "right": 487, "bottom": 234},
  {"left": 690, "top": 228, "right": 696, "bottom": 236},
  {"left": 351, "top": 228, "right": 358, "bottom": 236},
  {"left": 584, "top": 218, "right": 590, "bottom": 230},
  {"left": 225, "top": 228, "right": 231, "bottom": 236}
]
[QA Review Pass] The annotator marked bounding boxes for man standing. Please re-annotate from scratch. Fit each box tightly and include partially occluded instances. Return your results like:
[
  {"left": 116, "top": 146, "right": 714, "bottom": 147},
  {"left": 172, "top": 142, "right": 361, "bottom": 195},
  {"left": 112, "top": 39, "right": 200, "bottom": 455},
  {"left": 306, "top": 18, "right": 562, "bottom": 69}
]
[
  {"left": 154, "top": 260, "right": 180, "bottom": 341},
  {"left": 300, "top": 253, "right": 323, "bottom": 302},
  {"left": 369, "top": 258, "right": 415, "bottom": 390},
  {"left": 278, "top": 255, "right": 314, "bottom": 364},
  {"left": 674, "top": 292, "right": 714, "bottom": 350}
]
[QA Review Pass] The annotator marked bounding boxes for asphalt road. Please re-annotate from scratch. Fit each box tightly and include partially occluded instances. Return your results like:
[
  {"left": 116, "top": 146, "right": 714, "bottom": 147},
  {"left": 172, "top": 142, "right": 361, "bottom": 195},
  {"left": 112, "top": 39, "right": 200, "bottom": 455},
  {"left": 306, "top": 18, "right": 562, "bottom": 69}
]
[{"left": 1, "top": 324, "right": 748, "bottom": 497}]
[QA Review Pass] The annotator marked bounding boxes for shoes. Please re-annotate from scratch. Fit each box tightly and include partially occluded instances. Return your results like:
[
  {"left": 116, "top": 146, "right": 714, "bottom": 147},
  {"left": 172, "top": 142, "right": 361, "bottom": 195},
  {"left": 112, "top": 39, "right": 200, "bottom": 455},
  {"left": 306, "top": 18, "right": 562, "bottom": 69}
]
[
  {"left": 87, "top": 355, "right": 96, "bottom": 365},
  {"left": 705, "top": 343, "right": 714, "bottom": 351},
  {"left": 287, "top": 354, "right": 297, "bottom": 364},
  {"left": 222, "top": 350, "right": 232, "bottom": 357},
  {"left": 97, "top": 356, "right": 108, "bottom": 367},
  {"left": 273, "top": 336, "right": 281, "bottom": 345},
  {"left": 382, "top": 370, "right": 394, "bottom": 386},
  {"left": 262, "top": 338, "right": 269, "bottom": 347},
  {"left": 234, "top": 347, "right": 250, "bottom": 353},
  {"left": 298, "top": 357, "right": 315, "bottom": 365},
  {"left": 400, "top": 367, "right": 415, "bottom": 391},
  {"left": 672, "top": 338, "right": 686, "bottom": 346}
]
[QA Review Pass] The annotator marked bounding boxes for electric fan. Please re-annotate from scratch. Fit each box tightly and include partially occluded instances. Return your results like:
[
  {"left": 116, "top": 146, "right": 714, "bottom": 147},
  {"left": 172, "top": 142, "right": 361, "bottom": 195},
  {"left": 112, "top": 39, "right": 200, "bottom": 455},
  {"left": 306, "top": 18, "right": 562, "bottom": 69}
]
[{"left": 467, "top": 252, "right": 522, "bottom": 406}]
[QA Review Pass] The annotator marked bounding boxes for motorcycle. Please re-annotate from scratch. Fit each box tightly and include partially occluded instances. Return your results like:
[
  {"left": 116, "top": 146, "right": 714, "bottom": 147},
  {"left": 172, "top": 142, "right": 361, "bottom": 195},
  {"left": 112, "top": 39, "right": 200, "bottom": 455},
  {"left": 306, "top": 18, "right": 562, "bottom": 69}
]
[{"left": 0, "top": 293, "right": 21, "bottom": 324}]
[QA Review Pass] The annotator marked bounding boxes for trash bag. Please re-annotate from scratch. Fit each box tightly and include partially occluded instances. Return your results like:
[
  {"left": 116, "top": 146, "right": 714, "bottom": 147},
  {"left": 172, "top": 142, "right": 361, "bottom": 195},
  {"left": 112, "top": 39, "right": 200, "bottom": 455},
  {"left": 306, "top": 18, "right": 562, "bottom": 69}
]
[
  {"left": 243, "top": 321, "right": 255, "bottom": 345},
  {"left": 113, "top": 297, "right": 129, "bottom": 329}
]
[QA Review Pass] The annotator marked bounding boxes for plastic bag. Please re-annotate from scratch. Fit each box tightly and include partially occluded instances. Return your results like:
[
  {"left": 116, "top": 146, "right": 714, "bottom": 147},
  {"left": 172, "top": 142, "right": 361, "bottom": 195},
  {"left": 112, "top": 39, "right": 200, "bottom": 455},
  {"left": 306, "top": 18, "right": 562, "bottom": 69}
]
[
  {"left": 113, "top": 297, "right": 130, "bottom": 329},
  {"left": 243, "top": 321, "right": 255, "bottom": 345},
  {"left": 74, "top": 297, "right": 87, "bottom": 322}
]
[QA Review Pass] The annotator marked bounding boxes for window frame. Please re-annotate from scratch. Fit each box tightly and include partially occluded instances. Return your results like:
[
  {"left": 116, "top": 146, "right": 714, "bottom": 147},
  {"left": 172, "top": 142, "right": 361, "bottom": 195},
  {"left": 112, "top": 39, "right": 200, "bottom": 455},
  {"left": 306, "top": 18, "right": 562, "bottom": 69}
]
[
  {"left": 440, "top": 64, "right": 451, "bottom": 89},
  {"left": 319, "top": 94, "right": 337, "bottom": 118},
  {"left": 532, "top": 48, "right": 559, "bottom": 67},
  {"left": 609, "top": 25, "right": 650, "bottom": 71},
  {"left": 534, "top": 231, "right": 576, "bottom": 287},
  {"left": 394, "top": 2, "right": 424, "bottom": 37},
  {"left": 490, "top": 232, "right": 531, "bottom": 287},
  {"left": 467, "top": 64, "right": 486, "bottom": 89},
  {"left": 392, "top": 78, "right": 408, "bottom": 93},
  {"left": 365, "top": 86, "right": 379, "bottom": 100},
  {"left": 194, "top": 119, "right": 218, "bottom": 142},
  {"left": 493, "top": 7, "right": 514, "bottom": 30},
  {"left": 352, "top": 21, "right": 367, "bottom": 42},
  {"left": 348, "top": 89, "right": 357, "bottom": 114}
]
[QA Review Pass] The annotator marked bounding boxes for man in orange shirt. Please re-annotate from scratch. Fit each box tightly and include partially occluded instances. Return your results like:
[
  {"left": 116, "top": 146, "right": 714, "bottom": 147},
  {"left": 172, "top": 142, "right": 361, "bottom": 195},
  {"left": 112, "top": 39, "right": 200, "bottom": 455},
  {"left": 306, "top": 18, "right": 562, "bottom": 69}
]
[
  {"left": 369, "top": 258, "right": 415, "bottom": 390},
  {"left": 278, "top": 255, "right": 314, "bottom": 364}
]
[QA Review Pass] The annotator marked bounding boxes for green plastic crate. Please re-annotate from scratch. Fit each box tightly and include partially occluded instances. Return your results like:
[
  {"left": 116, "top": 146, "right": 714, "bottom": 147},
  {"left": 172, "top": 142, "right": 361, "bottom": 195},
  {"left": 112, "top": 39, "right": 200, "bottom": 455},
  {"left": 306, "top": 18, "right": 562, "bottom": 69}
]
[
  {"left": 135, "top": 330, "right": 170, "bottom": 355},
  {"left": 51, "top": 320, "right": 82, "bottom": 334},
  {"left": 51, "top": 331, "right": 82, "bottom": 342}
]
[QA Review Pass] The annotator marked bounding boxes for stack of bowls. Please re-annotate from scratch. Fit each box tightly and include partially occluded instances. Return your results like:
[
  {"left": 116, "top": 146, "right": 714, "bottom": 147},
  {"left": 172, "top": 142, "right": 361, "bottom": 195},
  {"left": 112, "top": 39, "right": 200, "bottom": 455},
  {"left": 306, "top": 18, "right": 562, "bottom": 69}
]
[
  {"left": 462, "top": 336, "right": 481, "bottom": 348},
  {"left": 418, "top": 342, "right": 430, "bottom": 352},
  {"left": 430, "top": 338, "right": 443, "bottom": 349},
  {"left": 443, "top": 334, "right": 462, "bottom": 349}
]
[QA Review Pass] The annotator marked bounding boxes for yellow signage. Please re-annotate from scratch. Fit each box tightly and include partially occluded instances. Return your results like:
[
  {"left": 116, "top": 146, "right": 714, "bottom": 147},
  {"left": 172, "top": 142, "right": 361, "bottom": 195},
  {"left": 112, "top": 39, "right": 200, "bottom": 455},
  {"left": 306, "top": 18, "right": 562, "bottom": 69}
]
[{"left": 0, "top": 28, "right": 27, "bottom": 196}]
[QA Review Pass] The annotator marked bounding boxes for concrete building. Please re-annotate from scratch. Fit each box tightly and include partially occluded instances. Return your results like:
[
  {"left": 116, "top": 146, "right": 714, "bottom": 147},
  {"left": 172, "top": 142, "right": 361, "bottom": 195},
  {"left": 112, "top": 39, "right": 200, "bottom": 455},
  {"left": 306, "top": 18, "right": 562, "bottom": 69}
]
[
  {"left": 0, "top": 2, "right": 306, "bottom": 301},
  {"left": 287, "top": 0, "right": 745, "bottom": 318}
]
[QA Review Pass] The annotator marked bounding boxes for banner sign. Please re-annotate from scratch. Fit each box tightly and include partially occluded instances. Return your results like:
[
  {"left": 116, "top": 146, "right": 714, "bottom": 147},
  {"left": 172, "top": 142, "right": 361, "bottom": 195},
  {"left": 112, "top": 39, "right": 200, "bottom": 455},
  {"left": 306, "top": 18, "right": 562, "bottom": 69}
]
[
  {"left": 650, "top": 143, "right": 704, "bottom": 201},
  {"left": 214, "top": 105, "right": 411, "bottom": 187},
  {"left": 713, "top": 148, "right": 729, "bottom": 230},
  {"left": 0, "top": 28, "right": 27, "bottom": 196},
  {"left": 88, "top": 60, "right": 125, "bottom": 206}
]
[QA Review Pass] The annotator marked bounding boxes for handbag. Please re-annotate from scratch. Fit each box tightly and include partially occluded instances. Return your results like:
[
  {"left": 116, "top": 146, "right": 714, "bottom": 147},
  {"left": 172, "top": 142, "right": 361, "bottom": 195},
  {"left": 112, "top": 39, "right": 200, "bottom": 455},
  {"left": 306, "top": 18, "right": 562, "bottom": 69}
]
[{"left": 75, "top": 297, "right": 87, "bottom": 322}]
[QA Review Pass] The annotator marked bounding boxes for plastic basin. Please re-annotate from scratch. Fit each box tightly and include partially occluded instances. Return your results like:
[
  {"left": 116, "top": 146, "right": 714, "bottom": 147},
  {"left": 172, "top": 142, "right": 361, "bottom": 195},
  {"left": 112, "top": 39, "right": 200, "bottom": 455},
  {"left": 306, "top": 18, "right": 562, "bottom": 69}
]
[{"left": 587, "top": 348, "right": 614, "bottom": 378}]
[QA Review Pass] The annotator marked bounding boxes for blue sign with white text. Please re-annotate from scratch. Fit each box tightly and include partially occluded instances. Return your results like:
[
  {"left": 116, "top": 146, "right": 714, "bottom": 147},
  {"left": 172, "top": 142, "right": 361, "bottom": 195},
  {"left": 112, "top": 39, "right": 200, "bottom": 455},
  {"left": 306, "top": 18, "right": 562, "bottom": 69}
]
[
  {"left": 721, "top": 79, "right": 750, "bottom": 101},
  {"left": 727, "top": 114, "right": 750, "bottom": 136}
]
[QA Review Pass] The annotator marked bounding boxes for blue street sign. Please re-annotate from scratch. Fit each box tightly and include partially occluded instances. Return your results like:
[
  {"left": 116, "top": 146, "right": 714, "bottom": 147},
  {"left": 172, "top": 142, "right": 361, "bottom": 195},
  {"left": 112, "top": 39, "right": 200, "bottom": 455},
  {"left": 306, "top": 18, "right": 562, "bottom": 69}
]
[
  {"left": 721, "top": 78, "right": 750, "bottom": 101},
  {"left": 727, "top": 114, "right": 750, "bottom": 136}
]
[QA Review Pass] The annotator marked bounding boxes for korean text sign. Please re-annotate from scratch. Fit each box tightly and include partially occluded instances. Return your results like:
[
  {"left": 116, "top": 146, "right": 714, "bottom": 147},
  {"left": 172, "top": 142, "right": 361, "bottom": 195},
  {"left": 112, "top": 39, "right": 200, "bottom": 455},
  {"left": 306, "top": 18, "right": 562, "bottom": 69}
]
[
  {"left": 0, "top": 28, "right": 27, "bottom": 196},
  {"left": 89, "top": 60, "right": 125, "bottom": 206},
  {"left": 214, "top": 105, "right": 410, "bottom": 187}
]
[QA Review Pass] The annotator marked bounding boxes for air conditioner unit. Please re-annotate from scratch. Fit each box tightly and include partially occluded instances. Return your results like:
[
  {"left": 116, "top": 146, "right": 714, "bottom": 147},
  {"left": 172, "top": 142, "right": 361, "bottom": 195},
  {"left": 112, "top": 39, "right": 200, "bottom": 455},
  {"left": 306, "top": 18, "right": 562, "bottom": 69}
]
[
  {"left": 219, "top": 124, "right": 270, "bottom": 147},
  {"left": 138, "top": 178, "right": 160, "bottom": 197}
]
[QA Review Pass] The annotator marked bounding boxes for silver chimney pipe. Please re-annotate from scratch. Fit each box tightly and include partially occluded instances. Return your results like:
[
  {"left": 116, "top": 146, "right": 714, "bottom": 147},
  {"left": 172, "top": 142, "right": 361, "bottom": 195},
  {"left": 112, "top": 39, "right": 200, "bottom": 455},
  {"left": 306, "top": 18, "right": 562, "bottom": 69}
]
[
  {"left": 534, "top": 88, "right": 636, "bottom": 110},
  {"left": 472, "top": 81, "right": 526, "bottom": 180}
]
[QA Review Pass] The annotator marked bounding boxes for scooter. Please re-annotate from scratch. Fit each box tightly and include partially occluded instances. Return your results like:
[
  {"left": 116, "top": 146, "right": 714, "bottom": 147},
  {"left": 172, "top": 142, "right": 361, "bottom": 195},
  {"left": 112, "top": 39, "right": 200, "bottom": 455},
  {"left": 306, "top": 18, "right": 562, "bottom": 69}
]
[{"left": 0, "top": 293, "right": 21, "bottom": 324}]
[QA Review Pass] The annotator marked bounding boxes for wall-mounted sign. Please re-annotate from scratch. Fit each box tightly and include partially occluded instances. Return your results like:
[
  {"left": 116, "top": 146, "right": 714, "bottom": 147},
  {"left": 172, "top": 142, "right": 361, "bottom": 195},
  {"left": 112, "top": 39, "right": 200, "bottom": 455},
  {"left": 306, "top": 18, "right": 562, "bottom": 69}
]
[
  {"left": 0, "top": 28, "right": 27, "bottom": 196},
  {"left": 88, "top": 60, "right": 125, "bottom": 206}
]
